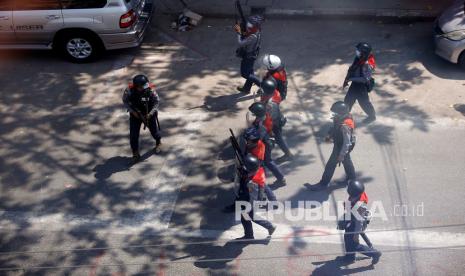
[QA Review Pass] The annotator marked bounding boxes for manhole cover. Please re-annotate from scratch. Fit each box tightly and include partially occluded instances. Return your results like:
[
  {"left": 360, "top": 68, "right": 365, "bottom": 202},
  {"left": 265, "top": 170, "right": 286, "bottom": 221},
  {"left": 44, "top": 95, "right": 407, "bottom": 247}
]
[{"left": 453, "top": 104, "right": 465, "bottom": 116}]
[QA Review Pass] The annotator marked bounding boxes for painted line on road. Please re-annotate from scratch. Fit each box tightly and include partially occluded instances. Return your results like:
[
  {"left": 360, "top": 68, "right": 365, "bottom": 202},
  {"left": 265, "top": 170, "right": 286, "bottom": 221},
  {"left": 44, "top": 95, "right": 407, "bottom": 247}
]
[{"left": 0, "top": 111, "right": 208, "bottom": 233}]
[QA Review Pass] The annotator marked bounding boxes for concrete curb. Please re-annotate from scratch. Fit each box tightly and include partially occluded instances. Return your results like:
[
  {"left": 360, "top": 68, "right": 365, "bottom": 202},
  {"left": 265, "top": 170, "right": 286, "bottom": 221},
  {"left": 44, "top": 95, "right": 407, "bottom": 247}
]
[
  {"left": 266, "top": 8, "right": 438, "bottom": 19},
  {"left": 159, "top": 7, "right": 438, "bottom": 21}
]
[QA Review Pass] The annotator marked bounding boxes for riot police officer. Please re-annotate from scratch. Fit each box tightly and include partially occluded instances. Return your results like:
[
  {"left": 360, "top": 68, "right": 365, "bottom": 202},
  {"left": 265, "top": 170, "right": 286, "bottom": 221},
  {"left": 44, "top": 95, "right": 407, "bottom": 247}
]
[
  {"left": 237, "top": 154, "right": 276, "bottom": 240},
  {"left": 339, "top": 180, "right": 382, "bottom": 264},
  {"left": 262, "top": 54, "right": 288, "bottom": 100},
  {"left": 260, "top": 78, "right": 293, "bottom": 160},
  {"left": 343, "top": 42, "right": 377, "bottom": 124},
  {"left": 309, "top": 101, "right": 356, "bottom": 191},
  {"left": 234, "top": 20, "right": 261, "bottom": 94},
  {"left": 243, "top": 127, "right": 277, "bottom": 202},
  {"left": 122, "top": 74, "right": 161, "bottom": 162},
  {"left": 249, "top": 102, "right": 286, "bottom": 185},
  {"left": 222, "top": 126, "right": 277, "bottom": 213}
]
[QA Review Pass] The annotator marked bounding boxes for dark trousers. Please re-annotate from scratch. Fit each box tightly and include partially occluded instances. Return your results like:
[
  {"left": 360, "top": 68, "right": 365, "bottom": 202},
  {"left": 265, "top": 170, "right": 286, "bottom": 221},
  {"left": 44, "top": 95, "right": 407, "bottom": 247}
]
[
  {"left": 320, "top": 146, "right": 355, "bottom": 186},
  {"left": 344, "top": 83, "right": 376, "bottom": 118},
  {"left": 264, "top": 144, "right": 284, "bottom": 181},
  {"left": 240, "top": 57, "right": 256, "bottom": 92},
  {"left": 130, "top": 114, "right": 161, "bottom": 153},
  {"left": 344, "top": 232, "right": 380, "bottom": 259},
  {"left": 241, "top": 206, "right": 274, "bottom": 238},
  {"left": 273, "top": 126, "right": 291, "bottom": 155},
  {"left": 264, "top": 185, "right": 277, "bottom": 201}
]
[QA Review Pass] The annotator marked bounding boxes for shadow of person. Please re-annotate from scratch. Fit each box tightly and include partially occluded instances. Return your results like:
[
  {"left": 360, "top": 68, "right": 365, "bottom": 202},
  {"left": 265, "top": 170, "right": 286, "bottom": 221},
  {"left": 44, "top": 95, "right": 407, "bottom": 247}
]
[
  {"left": 192, "top": 238, "right": 270, "bottom": 270},
  {"left": 311, "top": 256, "right": 374, "bottom": 275},
  {"left": 202, "top": 92, "right": 255, "bottom": 112},
  {"left": 93, "top": 156, "right": 133, "bottom": 180},
  {"left": 295, "top": 182, "right": 348, "bottom": 203},
  {"left": 298, "top": 172, "right": 374, "bottom": 205},
  {"left": 93, "top": 149, "right": 161, "bottom": 179},
  {"left": 454, "top": 104, "right": 465, "bottom": 116}
]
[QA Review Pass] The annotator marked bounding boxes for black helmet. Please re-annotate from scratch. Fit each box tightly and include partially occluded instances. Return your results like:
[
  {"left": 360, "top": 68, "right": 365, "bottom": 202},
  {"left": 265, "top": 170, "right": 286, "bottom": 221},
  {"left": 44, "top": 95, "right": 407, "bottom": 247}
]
[
  {"left": 249, "top": 102, "right": 266, "bottom": 118},
  {"left": 243, "top": 127, "right": 260, "bottom": 142},
  {"left": 261, "top": 77, "right": 277, "bottom": 96},
  {"left": 243, "top": 154, "right": 260, "bottom": 172},
  {"left": 356, "top": 42, "right": 372, "bottom": 58},
  {"left": 133, "top": 74, "right": 149, "bottom": 89},
  {"left": 347, "top": 180, "right": 365, "bottom": 197},
  {"left": 330, "top": 101, "right": 349, "bottom": 116}
]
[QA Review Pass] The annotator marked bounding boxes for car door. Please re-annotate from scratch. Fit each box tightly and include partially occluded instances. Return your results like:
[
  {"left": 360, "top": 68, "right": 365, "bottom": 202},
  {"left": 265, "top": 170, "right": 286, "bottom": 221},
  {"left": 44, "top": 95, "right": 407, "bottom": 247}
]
[
  {"left": 13, "top": 0, "right": 64, "bottom": 45},
  {"left": 0, "top": 1, "right": 14, "bottom": 44}
]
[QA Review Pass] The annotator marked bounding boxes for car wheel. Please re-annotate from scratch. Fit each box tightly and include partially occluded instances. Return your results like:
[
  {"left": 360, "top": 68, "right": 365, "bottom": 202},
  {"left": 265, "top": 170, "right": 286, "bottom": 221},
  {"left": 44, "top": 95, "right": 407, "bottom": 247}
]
[
  {"left": 58, "top": 32, "right": 101, "bottom": 63},
  {"left": 458, "top": 51, "right": 465, "bottom": 70}
]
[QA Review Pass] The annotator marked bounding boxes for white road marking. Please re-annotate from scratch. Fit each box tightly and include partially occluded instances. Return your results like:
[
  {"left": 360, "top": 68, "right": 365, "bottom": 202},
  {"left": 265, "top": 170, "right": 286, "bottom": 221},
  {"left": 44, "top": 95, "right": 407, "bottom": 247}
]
[{"left": 0, "top": 111, "right": 207, "bottom": 233}]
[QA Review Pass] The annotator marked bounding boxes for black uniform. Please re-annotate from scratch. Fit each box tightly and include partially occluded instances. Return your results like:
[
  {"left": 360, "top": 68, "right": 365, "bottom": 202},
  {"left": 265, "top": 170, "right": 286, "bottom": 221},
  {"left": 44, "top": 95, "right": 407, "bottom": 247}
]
[
  {"left": 236, "top": 32, "right": 261, "bottom": 93},
  {"left": 238, "top": 167, "right": 275, "bottom": 239},
  {"left": 344, "top": 58, "right": 376, "bottom": 121},
  {"left": 122, "top": 85, "right": 161, "bottom": 154},
  {"left": 343, "top": 195, "right": 381, "bottom": 262},
  {"left": 319, "top": 116, "right": 356, "bottom": 186}
]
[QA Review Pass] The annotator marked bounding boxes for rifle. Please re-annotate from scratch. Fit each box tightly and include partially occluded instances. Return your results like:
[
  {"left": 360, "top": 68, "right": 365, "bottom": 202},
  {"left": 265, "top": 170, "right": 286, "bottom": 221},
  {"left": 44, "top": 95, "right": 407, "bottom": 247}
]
[
  {"left": 156, "top": 112, "right": 161, "bottom": 131},
  {"left": 133, "top": 109, "right": 148, "bottom": 130},
  {"left": 229, "top": 128, "right": 244, "bottom": 168},
  {"left": 343, "top": 59, "right": 360, "bottom": 88},
  {"left": 235, "top": 0, "right": 247, "bottom": 36},
  {"left": 230, "top": 128, "right": 249, "bottom": 197}
]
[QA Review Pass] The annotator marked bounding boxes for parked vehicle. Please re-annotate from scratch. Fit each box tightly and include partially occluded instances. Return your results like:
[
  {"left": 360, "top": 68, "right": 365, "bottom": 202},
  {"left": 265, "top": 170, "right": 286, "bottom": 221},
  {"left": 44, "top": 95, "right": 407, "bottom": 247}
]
[
  {"left": 0, "top": 0, "right": 153, "bottom": 62},
  {"left": 434, "top": 0, "right": 465, "bottom": 68}
]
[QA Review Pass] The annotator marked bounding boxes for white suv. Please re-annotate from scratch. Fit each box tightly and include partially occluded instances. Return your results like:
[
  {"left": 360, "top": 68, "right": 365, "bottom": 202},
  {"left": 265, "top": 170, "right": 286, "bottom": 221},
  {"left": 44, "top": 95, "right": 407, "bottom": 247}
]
[{"left": 0, "top": 0, "right": 153, "bottom": 62}]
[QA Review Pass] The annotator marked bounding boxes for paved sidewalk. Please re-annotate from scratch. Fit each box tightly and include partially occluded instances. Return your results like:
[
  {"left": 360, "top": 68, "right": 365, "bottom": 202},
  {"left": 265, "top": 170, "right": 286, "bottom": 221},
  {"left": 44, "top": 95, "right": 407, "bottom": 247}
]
[
  {"left": 157, "top": 0, "right": 456, "bottom": 18},
  {"left": 1, "top": 14, "right": 465, "bottom": 275}
]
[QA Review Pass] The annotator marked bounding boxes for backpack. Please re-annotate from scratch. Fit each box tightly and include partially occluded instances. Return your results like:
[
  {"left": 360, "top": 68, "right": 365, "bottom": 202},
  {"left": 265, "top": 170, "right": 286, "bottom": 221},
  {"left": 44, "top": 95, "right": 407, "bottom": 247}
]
[{"left": 343, "top": 118, "right": 357, "bottom": 152}]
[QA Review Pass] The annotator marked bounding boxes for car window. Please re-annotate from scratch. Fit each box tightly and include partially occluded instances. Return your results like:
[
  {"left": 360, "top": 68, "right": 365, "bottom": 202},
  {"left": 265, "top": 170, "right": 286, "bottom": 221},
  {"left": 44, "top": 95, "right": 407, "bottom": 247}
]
[
  {"left": 61, "top": 0, "right": 107, "bottom": 9},
  {"left": 14, "top": 0, "right": 61, "bottom": 11}
]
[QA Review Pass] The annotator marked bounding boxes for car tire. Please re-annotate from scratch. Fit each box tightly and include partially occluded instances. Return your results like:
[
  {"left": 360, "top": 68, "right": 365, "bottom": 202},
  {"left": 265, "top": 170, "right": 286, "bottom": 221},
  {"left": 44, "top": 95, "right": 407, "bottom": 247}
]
[
  {"left": 459, "top": 51, "right": 465, "bottom": 70},
  {"left": 57, "top": 31, "right": 102, "bottom": 63}
]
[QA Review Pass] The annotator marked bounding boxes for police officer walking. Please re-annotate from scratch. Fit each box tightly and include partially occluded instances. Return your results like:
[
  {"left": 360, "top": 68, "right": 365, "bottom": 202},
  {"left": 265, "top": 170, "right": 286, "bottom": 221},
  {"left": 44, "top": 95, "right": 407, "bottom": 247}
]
[
  {"left": 262, "top": 54, "right": 288, "bottom": 101},
  {"left": 222, "top": 126, "right": 277, "bottom": 213},
  {"left": 122, "top": 74, "right": 162, "bottom": 162},
  {"left": 343, "top": 42, "right": 377, "bottom": 124},
  {"left": 260, "top": 77, "right": 293, "bottom": 160},
  {"left": 237, "top": 154, "right": 276, "bottom": 240},
  {"left": 309, "top": 101, "right": 356, "bottom": 191},
  {"left": 249, "top": 102, "right": 286, "bottom": 186},
  {"left": 243, "top": 127, "right": 277, "bottom": 202},
  {"left": 338, "top": 180, "right": 382, "bottom": 264},
  {"left": 234, "top": 20, "right": 261, "bottom": 94}
]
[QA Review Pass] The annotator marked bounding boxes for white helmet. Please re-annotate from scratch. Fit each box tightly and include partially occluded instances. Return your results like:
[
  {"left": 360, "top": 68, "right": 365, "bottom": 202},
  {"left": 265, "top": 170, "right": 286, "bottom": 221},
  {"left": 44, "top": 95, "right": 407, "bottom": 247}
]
[{"left": 262, "top": 54, "right": 281, "bottom": 70}]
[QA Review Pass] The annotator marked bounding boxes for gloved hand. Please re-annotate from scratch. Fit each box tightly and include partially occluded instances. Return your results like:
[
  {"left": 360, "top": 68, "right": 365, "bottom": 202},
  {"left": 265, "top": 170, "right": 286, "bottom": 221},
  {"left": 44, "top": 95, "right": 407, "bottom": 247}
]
[
  {"left": 234, "top": 24, "right": 241, "bottom": 34},
  {"left": 131, "top": 111, "right": 141, "bottom": 120}
]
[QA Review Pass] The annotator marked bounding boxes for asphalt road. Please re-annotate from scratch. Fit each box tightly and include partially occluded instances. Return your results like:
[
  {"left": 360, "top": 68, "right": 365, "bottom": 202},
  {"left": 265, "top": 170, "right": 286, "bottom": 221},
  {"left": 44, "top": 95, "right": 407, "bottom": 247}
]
[{"left": 0, "top": 14, "right": 465, "bottom": 275}]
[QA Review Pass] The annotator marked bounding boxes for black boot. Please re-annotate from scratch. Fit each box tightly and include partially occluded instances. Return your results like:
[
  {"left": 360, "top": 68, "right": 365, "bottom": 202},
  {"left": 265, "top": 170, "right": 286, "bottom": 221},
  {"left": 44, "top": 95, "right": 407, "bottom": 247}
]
[
  {"left": 132, "top": 151, "right": 141, "bottom": 163},
  {"left": 371, "top": 251, "right": 382, "bottom": 265},
  {"left": 237, "top": 86, "right": 250, "bottom": 94},
  {"left": 305, "top": 182, "right": 327, "bottom": 191},
  {"left": 154, "top": 140, "right": 162, "bottom": 154}
]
